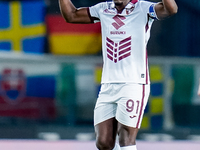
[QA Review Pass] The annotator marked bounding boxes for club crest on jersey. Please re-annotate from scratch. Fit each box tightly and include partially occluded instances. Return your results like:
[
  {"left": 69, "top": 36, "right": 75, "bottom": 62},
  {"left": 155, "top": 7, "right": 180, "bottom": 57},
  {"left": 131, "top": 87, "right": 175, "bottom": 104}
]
[
  {"left": 106, "top": 36, "right": 131, "bottom": 63},
  {"left": 126, "top": 6, "right": 135, "bottom": 15},
  {"left": 0, "top": 68, "right": 26, "bottom": 104}
]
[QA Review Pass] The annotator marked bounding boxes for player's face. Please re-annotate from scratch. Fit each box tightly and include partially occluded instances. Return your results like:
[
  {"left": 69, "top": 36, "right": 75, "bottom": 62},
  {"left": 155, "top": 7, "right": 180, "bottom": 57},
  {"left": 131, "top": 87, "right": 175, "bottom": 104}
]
[{"left": 112, "top": 0, "right": 130, "bottom": 6}]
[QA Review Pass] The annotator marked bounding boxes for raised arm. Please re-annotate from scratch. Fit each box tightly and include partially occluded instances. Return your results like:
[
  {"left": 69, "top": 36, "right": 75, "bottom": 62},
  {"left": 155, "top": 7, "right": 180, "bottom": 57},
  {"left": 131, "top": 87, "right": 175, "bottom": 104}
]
[
  {"left": 155, "top": 0, "right": 178, "bottom": 20},
  {"left": 58, "top": 0, "right": 92, "bottom": 23}
]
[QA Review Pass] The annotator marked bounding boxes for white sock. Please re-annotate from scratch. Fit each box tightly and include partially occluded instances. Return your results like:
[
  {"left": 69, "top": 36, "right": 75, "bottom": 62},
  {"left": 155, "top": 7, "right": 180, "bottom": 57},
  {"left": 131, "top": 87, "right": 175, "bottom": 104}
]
[
  {"left": 121, "top": 145, "right": 137, "bottom": 150},
  {"left": 113, "top": 143, "right": 121, "bottom": 150}
]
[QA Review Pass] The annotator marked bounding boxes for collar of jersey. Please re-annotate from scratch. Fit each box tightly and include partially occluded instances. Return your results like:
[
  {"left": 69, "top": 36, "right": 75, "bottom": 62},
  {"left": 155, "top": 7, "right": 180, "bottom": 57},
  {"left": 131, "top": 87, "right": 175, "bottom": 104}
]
[
  {"left": 110, "top": 1, "right": 136, "bottom": 9},
  {"left": 107, "top": 0, "right": 138, "bottom": 15}
]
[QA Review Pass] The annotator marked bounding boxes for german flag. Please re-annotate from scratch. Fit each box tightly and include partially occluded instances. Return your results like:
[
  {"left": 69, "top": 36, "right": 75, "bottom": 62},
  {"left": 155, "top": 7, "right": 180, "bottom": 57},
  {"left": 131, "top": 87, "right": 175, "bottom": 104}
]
[{"left": 46, "top": 15, "right": 102, "bottom": 55}]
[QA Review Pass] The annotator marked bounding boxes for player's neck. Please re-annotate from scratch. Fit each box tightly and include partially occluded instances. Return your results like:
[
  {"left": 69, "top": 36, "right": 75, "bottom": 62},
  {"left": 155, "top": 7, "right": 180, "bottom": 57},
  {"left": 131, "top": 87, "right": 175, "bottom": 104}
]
[
  {"left": 115, "top": 6, "right": 125, "bottom": 13},
  {"left": 115, "top": 1, "right": 130, "bottom": 13}
]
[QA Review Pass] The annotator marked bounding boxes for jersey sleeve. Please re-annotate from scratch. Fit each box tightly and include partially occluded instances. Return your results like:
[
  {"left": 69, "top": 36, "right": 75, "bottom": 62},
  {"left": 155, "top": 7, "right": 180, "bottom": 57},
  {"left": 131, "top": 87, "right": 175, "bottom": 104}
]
[
  {"left": 140, "top": 1, "right": 158, "bottom": 20},
  {"left": 88, "top": 3, "right": 102, "bottom": 23},
  {"left": 148, "top": 4, "right": 158, "bottom": 20}
]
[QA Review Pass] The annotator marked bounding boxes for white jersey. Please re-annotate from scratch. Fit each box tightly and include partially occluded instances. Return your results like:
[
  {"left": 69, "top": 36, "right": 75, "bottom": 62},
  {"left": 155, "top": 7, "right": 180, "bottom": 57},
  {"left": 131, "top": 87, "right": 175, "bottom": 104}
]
[{"left": 89, "top": 0, "right": 158, "bottom": 84}]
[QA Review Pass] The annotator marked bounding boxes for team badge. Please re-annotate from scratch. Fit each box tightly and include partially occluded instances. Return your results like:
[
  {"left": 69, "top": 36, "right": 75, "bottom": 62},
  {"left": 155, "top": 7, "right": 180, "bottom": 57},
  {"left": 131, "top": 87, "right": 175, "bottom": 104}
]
[
  {"left": 126, "top": 6, "right": 135, "bottom": 15},
  {"left": 0, "top": 68, "right": 26, "bottom": 104}
]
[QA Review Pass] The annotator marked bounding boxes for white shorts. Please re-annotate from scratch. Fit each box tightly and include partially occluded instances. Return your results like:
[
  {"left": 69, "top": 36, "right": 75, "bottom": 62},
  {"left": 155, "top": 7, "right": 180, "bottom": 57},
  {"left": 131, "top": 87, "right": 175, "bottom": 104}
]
[{"left": 94, "top": 83, "right": 150, "bottom": 128}]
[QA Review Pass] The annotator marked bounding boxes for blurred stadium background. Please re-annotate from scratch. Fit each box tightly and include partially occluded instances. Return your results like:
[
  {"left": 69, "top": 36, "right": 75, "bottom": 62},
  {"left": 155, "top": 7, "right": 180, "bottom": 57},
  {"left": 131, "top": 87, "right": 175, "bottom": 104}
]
[{"left": 0, "top": 0, "right": 200, "bottom": 149}]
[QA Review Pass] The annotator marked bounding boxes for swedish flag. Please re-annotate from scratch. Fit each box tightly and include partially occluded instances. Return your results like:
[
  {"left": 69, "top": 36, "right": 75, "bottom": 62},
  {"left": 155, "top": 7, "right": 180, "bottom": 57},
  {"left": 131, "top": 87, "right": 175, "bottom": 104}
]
[{"left": 0, "top": 0, "right": 46, "bottom": 53}]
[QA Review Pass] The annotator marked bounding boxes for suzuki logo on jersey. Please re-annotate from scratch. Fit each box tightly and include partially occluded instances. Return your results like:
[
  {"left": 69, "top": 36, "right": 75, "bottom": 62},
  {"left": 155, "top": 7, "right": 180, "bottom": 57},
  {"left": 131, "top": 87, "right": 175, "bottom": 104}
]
[
  {"left": 106, "top": 36, "right": 131, "bottom": 63},
  {"left": 112, "top": 15, "right": 126, "bottom": 30}
]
